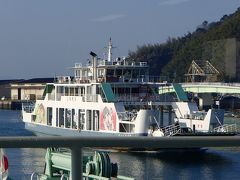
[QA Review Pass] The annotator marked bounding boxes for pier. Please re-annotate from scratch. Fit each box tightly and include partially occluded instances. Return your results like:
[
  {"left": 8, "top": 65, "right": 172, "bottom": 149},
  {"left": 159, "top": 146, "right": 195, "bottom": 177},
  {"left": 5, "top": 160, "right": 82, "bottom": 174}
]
[{"left": 0, "top": 136, "right": 240, "bottom": 180}]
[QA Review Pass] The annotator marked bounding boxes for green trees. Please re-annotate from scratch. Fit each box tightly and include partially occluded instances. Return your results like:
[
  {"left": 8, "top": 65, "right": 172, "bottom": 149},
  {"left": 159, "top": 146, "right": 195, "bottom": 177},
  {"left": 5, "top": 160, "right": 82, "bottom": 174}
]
[{"left": 128, "top": 8, "right": 240, "bottom": 82}]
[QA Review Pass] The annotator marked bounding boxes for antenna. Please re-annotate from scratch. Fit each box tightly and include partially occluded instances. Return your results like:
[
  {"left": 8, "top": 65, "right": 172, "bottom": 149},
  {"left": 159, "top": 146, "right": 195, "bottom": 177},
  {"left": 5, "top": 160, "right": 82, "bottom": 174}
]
[{"left": 106, "top": 38, "right": 116, "bottom": 62}]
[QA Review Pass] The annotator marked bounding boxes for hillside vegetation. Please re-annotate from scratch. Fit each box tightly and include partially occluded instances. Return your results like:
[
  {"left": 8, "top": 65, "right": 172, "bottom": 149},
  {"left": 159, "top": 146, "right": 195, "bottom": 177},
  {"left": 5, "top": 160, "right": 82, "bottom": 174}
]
[{"left": 128, "top": 8, "right": 240, "bottom": 82}]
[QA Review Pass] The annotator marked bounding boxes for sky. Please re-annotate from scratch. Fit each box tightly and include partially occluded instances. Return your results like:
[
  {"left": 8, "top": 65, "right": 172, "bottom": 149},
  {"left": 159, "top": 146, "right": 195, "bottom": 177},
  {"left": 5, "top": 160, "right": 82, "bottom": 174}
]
[{"left": 0, "top": 0, "right": 240, "bottom": 79}]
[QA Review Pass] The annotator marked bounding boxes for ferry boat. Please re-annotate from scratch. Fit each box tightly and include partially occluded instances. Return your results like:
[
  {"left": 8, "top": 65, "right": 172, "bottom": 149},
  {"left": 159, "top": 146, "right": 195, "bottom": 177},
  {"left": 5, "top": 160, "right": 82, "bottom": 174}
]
[{"left": 22, "top": 39, "right": 225, "bottom": 137}]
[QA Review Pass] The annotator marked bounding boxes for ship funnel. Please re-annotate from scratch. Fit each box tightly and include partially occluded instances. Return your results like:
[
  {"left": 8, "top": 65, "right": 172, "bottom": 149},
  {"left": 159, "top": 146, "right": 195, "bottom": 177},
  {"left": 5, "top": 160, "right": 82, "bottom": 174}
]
[
  {"left": 90, "top": 51, "right": 97, "bottom": 57},
  {"left": 90, "top": 51, "right": 97, "bottom": 82}
]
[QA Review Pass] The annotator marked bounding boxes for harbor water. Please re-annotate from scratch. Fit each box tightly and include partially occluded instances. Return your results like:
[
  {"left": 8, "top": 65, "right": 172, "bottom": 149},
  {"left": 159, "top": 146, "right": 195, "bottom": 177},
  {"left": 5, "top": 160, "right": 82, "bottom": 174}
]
[{"left": 0, "top": 110, "right": 240, "bottom": 180}]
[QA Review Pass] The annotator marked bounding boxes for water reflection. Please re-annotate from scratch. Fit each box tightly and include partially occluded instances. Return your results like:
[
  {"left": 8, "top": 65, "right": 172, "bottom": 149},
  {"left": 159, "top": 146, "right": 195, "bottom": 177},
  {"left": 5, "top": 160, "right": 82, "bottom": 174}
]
[
  {"left": 110, "top": 150, "right": 235, "bottom": 180},
  {"left": 7, "top": 148, "right": 46, "bottom": 179}
]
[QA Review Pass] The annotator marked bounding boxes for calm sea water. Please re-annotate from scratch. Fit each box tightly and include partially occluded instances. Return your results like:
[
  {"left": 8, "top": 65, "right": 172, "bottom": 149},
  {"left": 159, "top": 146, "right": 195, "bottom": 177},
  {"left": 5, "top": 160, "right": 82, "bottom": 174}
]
[{"left": 0, "top": 109, "right": 240, "bottom": 180}]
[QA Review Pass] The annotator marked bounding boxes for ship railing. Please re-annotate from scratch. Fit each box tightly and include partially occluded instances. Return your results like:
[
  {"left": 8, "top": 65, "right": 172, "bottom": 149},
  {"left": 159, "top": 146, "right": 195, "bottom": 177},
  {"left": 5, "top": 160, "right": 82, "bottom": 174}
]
[
  {"left": 74, "top": 77, "right": 90, "bottom": 84},
  {"left": 117, "top": 112, "right": 128, "bottom": 121},
  {"left": 116, "top": 94, "right": 173, "bottom": 103},
  {"left": 1, "top": 136, "right": 240, "bottom": 180},
  {"left": 161, "top": 124, "right": 181, "bottom": 136},
  {"left": 117, "top": 111, "right": 136, "bottom": 121},
  {"left": 98, "top": 60, "right": 148, "bottom": 67},
  {"left": 105, "top": 75, "right": 169, "bottom": 83},
  {"left": 104, "top": 75, "right": 168, "bottom": 83},
  {"left": 74, "top": 63, "right": 82, "bottom": 67},
  {"left": 213, "top": 124, "right": 239, "bottom": 133},
  {"left": 116, "top": 94, "right": 140, "bottom": 102},
  {"left": 56, "top": 76, "right": 72, "bottom": 84},
  {"left": 22, "top": 102, "right": 35, "bottom": 113},
  {"left": 105, "top": 76, "right": 149, "bottom": 83},
  {"left": 56, "top": 94, "right": 86, "bottom": 102}
]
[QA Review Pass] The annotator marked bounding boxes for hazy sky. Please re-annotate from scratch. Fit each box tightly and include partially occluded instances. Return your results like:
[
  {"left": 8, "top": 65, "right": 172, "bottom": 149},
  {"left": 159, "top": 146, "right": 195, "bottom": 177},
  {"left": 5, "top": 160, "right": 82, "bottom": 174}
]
[{"left": 1, "top": 0, "right": 240, "bottom": 79}]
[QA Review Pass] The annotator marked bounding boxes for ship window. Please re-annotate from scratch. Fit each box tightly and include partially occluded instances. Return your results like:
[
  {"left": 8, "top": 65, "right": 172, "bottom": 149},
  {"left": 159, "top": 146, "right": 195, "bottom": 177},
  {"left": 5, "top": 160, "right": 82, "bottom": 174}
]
[
  {"left": 72, "top": 109, "right": 77, "bottom": 129},
  {"left": 47, "top": 107, "right": 52, "bottom": 126},
  {"left": 132, "top": 69, "right": 138, "bottom": 79},
  {"left": 98, "top": 69, "right": 105, "bottom": 76},
  {"left": 123, "top": 69, "right": 131, "bottom": 77},
  {"left": 86, "top": 110, "right": 92, "bottom": 130},
  {"left": 132, "top": 87, "right": 139, "bottom": 93},
  {"left": 119, "top": 123, "right": 134, "bottom": 133},
  {"left": 87, "top": 86, "right": 91, "bottom": 94},
  {"left": 57, "top": 86, "right": 64, "bottom": 101},
  {"left": 140, "top": 69, "right": 146, "bottom": 76},
  {"left": 75, "top": 88, "right": 79, "bottom": 96},
  {"left": 65, "top": 108, "right": 71, "bottom": 128},
  {"left": 65, "top": 87, "right": 69, "bottom": 96},
  {"left": 78, "top": 109, "right": 85, "bottom": 130},
  {"left": 59, "top": 108, "right": 64, "bottom": 127},
  {"left": 70, "top": 88, "right": 74, "bottom": 96},
  {"left": 116, "top": 69, "right": 122, "bottom": 77},
  {"left": 96, "top": 85, "right": 100, "bottom": 95},
  {"left": 107, "top": 69, "right": 114, "bottom": 76},
  {"left": 31, "top": 115, "right": 36, "bottom": 122},
  {"left": 93, "top": 110, "right": 99, "bottom": 131},
  {"left": 75, "top": 70, "right": 80, "bottom": 78},
  {"left": 80, "top": 87, "right": 85, "bottom": 96},
  {"left": 59, "top": 86, "right": 64, "bottom": 93}
]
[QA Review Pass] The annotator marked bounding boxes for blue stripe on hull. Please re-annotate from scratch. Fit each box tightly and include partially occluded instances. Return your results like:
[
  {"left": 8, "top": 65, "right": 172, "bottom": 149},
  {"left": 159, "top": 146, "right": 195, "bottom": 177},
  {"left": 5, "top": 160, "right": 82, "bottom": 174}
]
[{"left": 25, "top": 122, "right": 147, "bottom": 137}]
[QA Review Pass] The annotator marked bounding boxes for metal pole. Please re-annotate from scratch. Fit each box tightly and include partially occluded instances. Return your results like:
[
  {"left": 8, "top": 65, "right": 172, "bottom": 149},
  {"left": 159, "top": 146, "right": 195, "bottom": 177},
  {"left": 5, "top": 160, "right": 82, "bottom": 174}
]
[
  {"left": 168, "top": 106, "right": 172, "bottom": 125},
  {"left": 160, "top": 106, "right": 164, "bottom": 126},
  {"left": 71, "top": 147, "right": 82, "bottom": 180}
]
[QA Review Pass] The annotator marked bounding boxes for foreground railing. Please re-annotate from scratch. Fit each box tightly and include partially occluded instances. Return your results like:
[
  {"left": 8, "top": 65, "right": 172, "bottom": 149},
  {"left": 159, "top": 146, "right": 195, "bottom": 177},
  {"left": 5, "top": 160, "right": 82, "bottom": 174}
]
[{"left": 0, "top": 136, "right": 240, "bottom": 180}]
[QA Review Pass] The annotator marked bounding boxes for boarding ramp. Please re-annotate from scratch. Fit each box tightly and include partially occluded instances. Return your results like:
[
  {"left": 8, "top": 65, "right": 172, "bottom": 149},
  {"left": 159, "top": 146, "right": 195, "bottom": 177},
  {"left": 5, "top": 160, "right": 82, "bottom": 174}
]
[
  {"left": 172, "top": 83, "right": 189, "bottom": 102},
  {"left": 101, "top": 83, "right": 116, "bottom": 102}
]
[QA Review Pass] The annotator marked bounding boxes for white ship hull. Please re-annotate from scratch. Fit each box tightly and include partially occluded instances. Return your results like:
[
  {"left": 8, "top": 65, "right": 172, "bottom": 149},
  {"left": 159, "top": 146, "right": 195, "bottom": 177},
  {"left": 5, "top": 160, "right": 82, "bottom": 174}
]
[{"left": 24, "top": 122, "right": 145, "bottom": 137}]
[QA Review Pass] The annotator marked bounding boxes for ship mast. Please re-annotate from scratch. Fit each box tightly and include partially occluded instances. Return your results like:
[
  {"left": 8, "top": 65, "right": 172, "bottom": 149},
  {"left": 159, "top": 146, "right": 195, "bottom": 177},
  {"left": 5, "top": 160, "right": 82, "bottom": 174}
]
[{"left": 107, "top": 38, "right": 115, "bottom": 62}]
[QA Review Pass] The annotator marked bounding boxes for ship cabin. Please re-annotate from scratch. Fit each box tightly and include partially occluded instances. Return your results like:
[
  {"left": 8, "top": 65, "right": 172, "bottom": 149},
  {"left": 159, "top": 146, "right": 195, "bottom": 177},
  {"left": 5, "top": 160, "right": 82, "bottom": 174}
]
[
  {"left": 43, "top": 53, "right": 168, "bottom": 108},
  {"left": 73, "top": 55, "right": 149, "bottom": 84}
]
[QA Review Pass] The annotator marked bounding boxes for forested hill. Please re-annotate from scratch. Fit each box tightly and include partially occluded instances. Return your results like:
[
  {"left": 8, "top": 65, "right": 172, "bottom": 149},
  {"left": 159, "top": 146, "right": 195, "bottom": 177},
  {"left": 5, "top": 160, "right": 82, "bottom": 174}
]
[{"left": 127, "top": 7, "right": 240, "bottom": 82}]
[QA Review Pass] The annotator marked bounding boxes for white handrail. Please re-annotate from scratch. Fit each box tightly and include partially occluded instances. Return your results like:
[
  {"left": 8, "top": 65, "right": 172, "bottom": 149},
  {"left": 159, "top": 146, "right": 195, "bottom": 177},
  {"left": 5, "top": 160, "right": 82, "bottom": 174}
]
[
  {"left": 61, "top": 174, "right": 69, "bottom": 180},
  {"left": 30, "top": 172, "right": 40, "bottom": 180}
]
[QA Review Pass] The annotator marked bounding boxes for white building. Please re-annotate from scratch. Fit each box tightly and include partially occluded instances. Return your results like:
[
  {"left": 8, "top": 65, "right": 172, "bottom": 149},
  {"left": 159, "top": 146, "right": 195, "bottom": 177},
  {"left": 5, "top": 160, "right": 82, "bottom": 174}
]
[{"left": 10, "top": 78, "right": 54, "bottom": 100}]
